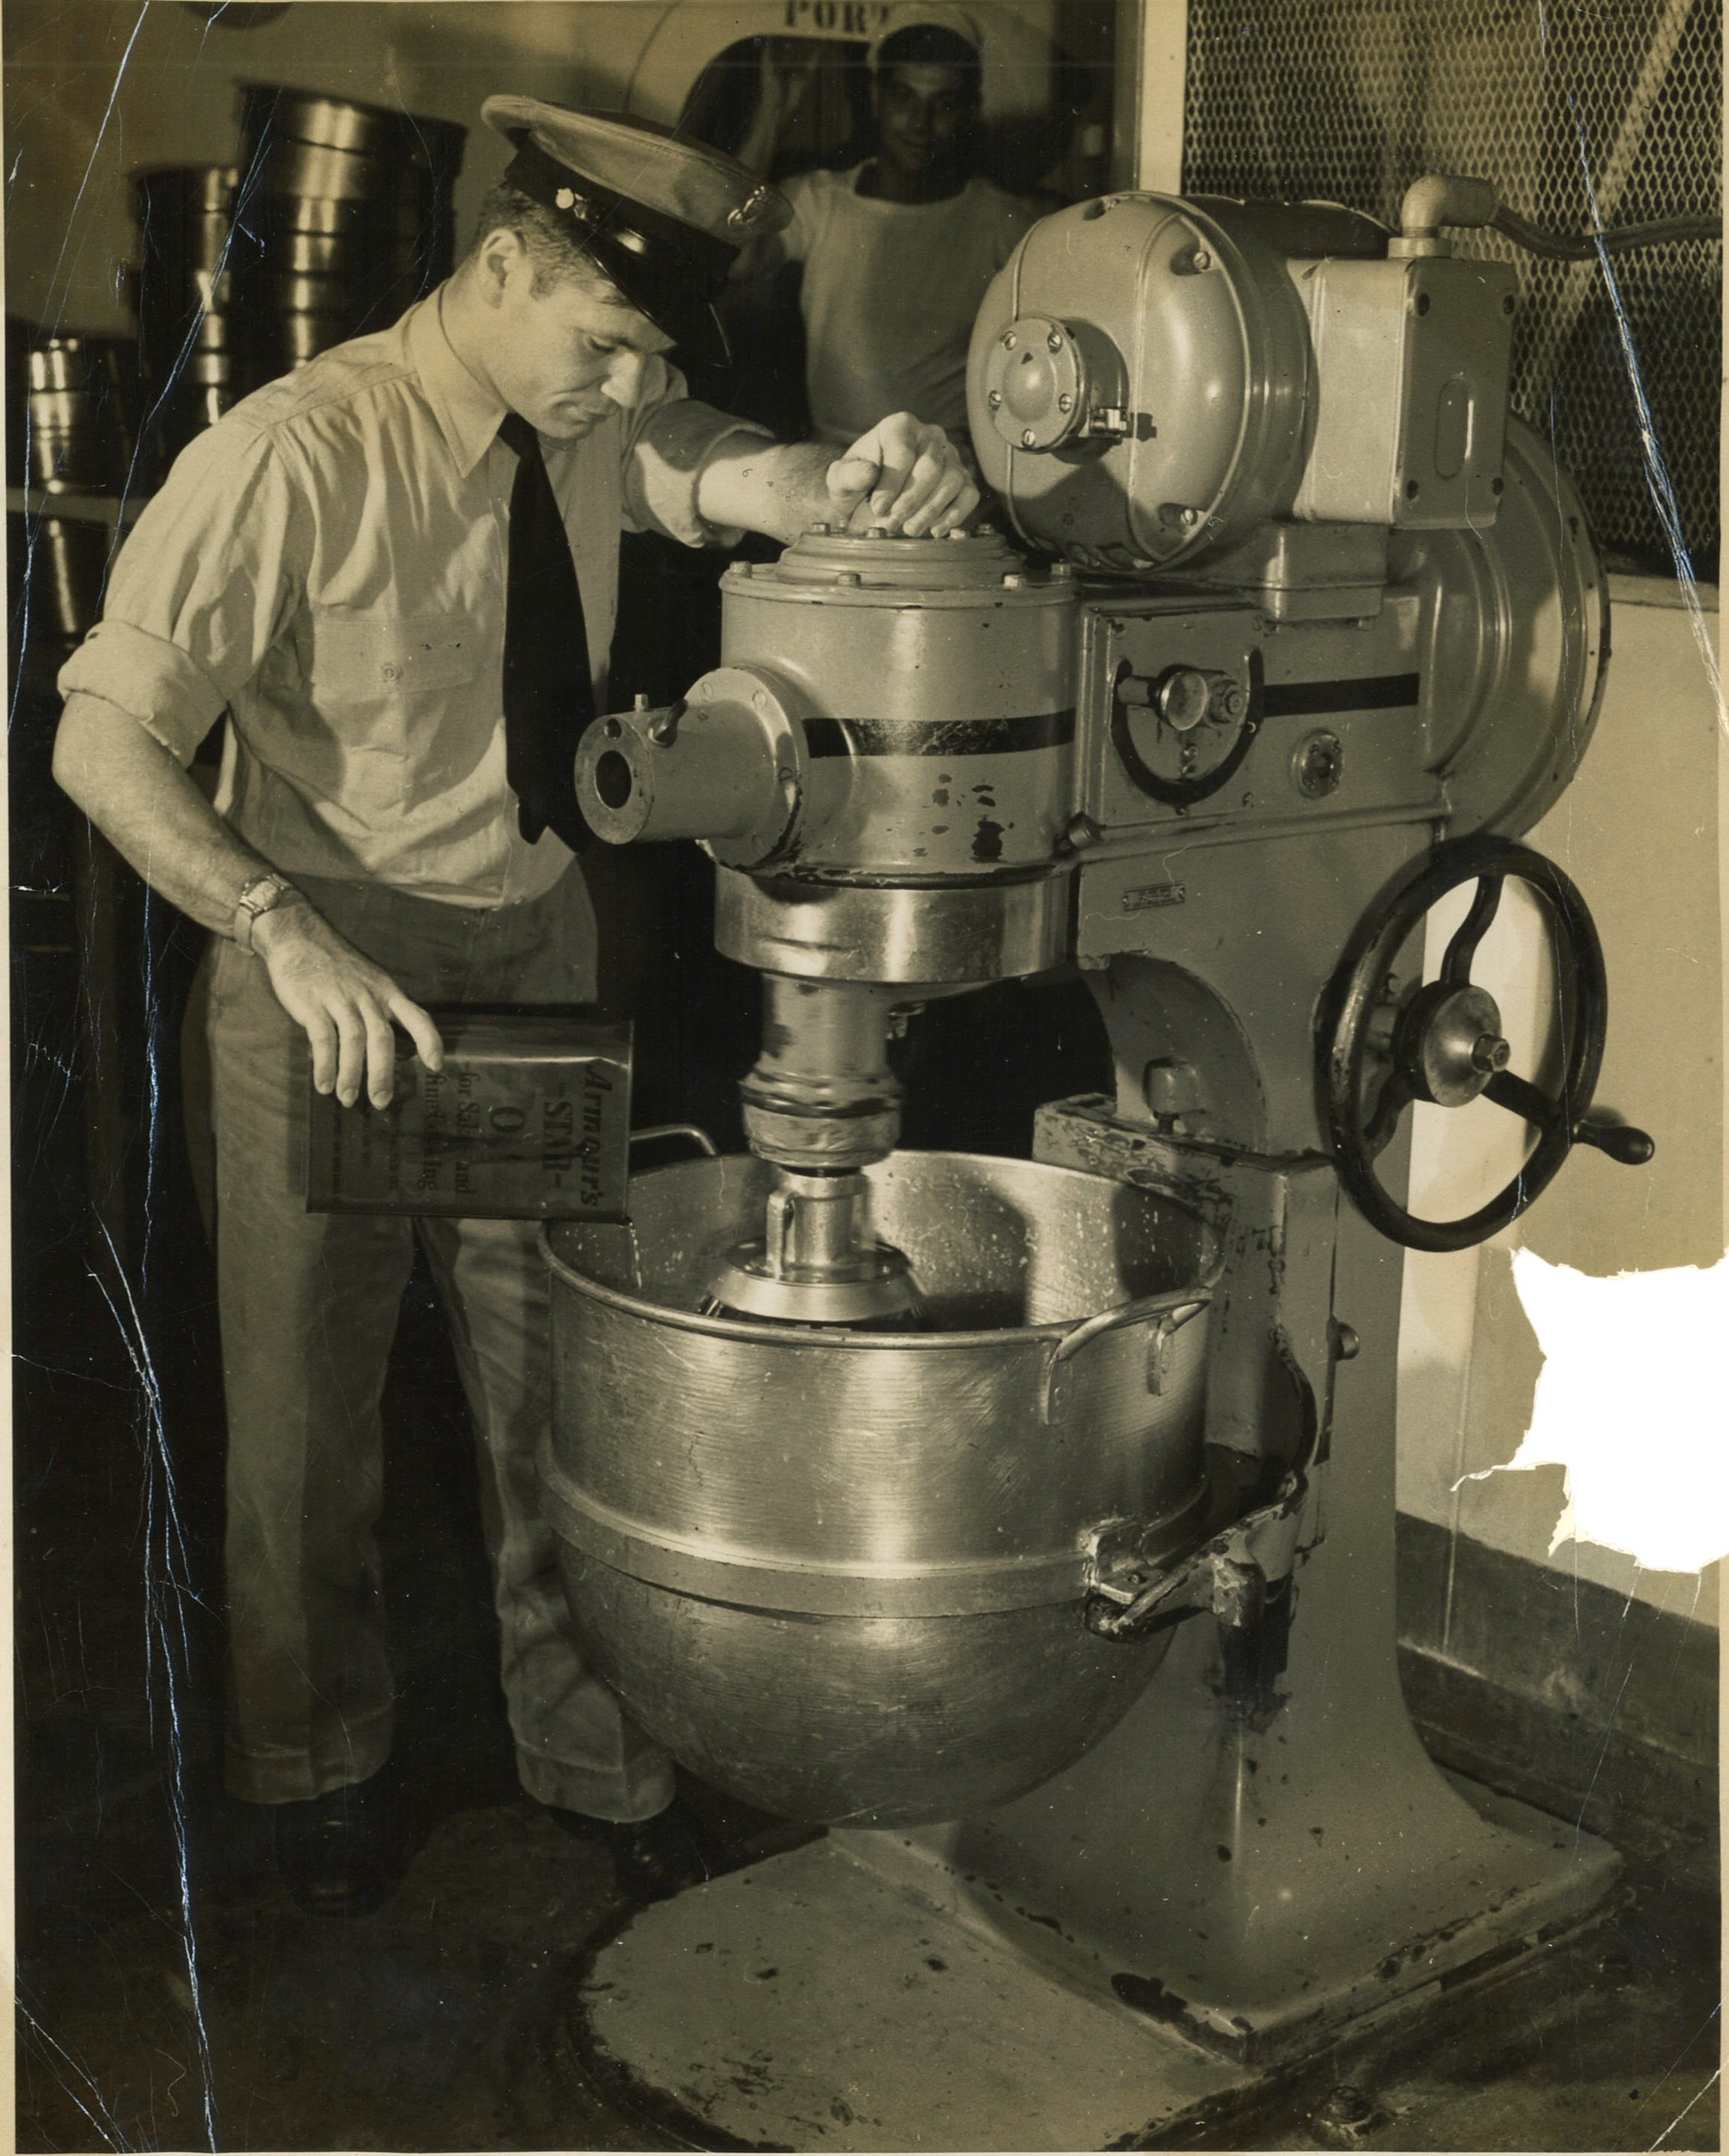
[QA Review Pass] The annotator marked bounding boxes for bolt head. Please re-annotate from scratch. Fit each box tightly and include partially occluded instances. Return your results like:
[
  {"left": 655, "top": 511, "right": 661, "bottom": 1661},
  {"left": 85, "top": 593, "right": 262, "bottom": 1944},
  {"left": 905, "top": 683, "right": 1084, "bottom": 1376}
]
[
  {"left": 987, "top": 390, "right": 1001, "bottom": 409},
  {"left": 1048, "top": 329, "right": 1063, "bottom": 351},
  {"left": 1470, "top": 1032, "right": 1512, "bottom": 1074}
]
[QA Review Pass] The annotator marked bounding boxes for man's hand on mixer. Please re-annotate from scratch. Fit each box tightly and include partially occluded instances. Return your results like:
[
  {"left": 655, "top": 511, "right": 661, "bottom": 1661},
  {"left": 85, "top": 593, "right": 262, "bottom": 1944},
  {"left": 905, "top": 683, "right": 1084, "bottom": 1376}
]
[
  {"left": 696, "top": 418, "right": 977, "bottom": 542},
  {"left": 826, "top": 413, "right": 979, "bottom": 536}
]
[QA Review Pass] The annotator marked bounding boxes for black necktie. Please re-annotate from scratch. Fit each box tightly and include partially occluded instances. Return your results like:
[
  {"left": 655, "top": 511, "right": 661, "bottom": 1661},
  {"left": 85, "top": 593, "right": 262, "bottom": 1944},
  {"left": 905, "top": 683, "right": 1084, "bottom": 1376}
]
[{"left": 498, "top": 410, "right": 595, "bottom": 850}]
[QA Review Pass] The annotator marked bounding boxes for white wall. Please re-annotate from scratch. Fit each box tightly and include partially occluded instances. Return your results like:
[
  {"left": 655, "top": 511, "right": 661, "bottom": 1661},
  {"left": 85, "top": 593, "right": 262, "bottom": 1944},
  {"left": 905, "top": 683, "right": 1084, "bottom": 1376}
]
[{"left": 1394, "top": 581, "right": 1725, "bottom": 1628}]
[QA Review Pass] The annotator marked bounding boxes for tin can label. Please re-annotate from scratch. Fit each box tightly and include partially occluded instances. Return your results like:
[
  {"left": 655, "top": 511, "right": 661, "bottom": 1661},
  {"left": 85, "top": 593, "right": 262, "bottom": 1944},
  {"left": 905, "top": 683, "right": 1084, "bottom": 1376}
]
[{"left": 306, "top": 1010, "right": 632, "bottom": 1220}]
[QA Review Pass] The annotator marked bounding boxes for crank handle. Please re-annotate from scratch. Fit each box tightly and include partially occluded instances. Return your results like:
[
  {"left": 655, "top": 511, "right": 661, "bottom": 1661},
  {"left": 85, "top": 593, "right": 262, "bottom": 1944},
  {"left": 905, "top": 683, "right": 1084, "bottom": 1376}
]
[{"left": 1572, "top": 1118, "right": 1654, "bottom": 1166}]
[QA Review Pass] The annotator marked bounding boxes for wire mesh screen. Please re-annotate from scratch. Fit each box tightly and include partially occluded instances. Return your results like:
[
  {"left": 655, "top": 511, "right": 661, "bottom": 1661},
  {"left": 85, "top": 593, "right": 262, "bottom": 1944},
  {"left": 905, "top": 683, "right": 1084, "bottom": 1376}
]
[{"left": 1182, "top": 0, "right": 1722, "bottom": 575}]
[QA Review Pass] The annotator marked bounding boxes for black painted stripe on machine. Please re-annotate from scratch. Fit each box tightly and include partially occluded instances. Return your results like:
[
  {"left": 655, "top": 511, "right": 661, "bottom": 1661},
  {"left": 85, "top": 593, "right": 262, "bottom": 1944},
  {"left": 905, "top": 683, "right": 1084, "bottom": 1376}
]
[
  {"left": 802, "top": 709, "right": 1078, "bottom": 759},
  {"left": 1260, "top": 673, "right": 1422, "bottom": 719}
]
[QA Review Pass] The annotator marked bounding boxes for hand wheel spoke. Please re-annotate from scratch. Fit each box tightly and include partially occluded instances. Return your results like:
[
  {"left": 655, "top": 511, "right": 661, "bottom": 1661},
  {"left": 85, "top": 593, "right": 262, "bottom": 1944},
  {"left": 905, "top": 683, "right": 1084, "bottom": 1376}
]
[
  {"left": 1440, "top": 875, "right": 1503, "bottom": 987},
  {"left": 1484, "top": 1067, "right": 1561, "bottom": 1134},
  {"left": 1362, "top": 1066, "right": 1414, "bottom": 1155}
]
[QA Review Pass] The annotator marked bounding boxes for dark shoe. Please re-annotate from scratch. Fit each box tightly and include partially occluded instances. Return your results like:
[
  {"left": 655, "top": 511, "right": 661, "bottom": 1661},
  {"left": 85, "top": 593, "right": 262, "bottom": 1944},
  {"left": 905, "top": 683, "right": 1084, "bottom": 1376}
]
[
  {"left": 543, "top": 1796, "right": 716, "bottom": 1904},
  {"left": 271, "top": 1771, "right": 404, "bottom": 1919}
]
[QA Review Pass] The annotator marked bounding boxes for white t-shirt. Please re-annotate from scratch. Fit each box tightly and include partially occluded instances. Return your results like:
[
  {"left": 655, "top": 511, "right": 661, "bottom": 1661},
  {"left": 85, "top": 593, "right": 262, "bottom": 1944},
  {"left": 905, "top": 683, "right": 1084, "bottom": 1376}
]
[{"left": 777, "top": 165, "right": 1037, "bottom": 445}]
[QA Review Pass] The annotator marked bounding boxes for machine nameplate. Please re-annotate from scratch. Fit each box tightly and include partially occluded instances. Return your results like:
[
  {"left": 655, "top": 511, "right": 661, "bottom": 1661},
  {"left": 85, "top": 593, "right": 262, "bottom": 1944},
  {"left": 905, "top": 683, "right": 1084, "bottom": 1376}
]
[{"left": 1121, "top": 881, "right": 1188, "bottom": 912}]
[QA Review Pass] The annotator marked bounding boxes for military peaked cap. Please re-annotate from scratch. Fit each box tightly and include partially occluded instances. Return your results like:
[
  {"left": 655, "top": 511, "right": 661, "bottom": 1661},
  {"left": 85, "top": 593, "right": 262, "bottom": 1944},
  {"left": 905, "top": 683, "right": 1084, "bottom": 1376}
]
[{"left": 482, "top": 97, "right": 790, "bottom": 366}]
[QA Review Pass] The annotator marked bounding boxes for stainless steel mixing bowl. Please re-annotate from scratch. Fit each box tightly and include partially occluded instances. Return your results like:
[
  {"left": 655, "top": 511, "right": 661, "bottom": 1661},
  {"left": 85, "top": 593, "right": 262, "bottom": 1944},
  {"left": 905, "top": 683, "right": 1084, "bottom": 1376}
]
[{"left": 543, "top": 1151, "right": 1216, "bottom": 1825}]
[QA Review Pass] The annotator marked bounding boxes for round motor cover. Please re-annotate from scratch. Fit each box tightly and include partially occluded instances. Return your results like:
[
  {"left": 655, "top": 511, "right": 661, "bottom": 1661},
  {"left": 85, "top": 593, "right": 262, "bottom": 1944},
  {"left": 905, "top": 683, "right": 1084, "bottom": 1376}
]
[
  {"left": 1407, "top": 414, "right": 1610, "bottom": 837},
  {"left": 967, "top": 194, "right": 1312, "bottom": 571}
]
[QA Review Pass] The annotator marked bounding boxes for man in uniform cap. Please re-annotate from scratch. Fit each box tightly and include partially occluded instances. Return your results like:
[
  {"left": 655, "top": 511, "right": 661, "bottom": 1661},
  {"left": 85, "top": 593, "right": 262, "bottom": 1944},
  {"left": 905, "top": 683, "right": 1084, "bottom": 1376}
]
[{"left": 53, "top": 99, "right": 977, "bottom": 1916}]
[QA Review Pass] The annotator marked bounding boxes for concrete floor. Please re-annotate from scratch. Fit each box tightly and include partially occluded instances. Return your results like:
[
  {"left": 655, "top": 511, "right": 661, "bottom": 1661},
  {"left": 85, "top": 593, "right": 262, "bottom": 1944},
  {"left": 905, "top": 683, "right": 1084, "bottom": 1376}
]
[{"left": 14, "top": 940, "right": 1721, "bottom": 2154}]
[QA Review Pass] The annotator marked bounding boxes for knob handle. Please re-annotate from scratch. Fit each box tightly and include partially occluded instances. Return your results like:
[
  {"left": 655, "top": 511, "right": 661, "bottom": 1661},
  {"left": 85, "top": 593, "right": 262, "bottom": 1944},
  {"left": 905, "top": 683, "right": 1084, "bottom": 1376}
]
[{"left": 1573, "top": 1119, "right": 1655, "bottom": 1166}]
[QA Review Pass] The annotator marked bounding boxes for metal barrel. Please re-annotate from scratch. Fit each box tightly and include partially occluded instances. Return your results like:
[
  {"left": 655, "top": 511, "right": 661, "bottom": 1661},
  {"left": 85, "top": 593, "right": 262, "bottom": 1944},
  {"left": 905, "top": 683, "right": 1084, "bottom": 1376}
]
[
  {"left": 230, "top": 84, "right": 466, "bottom": 381},
  {"left": 129, "top": 166, "right": 243, "bottom": 467}
]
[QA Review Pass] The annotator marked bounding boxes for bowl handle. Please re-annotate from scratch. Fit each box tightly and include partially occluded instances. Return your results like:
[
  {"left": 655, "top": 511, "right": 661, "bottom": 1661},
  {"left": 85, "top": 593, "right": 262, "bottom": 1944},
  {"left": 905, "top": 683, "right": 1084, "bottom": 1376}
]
[{"left": 1043, "top": 1292, "right": 1209, "bottom": 1423}]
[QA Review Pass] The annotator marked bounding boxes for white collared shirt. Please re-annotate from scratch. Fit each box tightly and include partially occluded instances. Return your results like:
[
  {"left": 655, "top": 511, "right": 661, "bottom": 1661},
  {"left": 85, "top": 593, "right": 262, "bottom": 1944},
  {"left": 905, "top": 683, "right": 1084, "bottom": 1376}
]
[{"left": 59, "top": 289, "right": 765, "bottom": 907}]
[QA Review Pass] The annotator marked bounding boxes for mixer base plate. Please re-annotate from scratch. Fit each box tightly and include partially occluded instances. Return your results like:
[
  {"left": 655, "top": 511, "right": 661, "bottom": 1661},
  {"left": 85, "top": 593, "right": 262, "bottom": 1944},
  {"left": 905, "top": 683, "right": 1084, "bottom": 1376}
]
[{"left": 571, "top": 1836, "right": 1246, "bottom": 2151}]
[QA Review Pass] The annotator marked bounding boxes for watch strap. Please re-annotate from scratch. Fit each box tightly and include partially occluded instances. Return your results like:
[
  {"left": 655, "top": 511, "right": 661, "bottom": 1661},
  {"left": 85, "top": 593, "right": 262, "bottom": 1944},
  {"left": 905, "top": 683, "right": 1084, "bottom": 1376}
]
[{"left": 233, "top": 872, "right": 294, "bottom": 953}]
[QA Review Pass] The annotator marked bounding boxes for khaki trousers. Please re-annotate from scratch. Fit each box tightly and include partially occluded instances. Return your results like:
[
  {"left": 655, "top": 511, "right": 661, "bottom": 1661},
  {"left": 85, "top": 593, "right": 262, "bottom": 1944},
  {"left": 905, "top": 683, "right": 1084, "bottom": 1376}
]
[{"left": 197, "top": 866, "right": 674, "bottom": 1820}]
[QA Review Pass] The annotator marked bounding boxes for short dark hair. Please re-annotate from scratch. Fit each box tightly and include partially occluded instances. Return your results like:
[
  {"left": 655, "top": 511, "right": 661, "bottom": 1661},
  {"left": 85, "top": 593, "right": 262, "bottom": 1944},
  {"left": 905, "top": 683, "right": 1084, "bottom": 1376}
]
[
  {"left": 468, "top": 182, "right": 625, "bottom": 301},
  {"left": 875, "top": 23, "right": 982, "bottom": 101}
]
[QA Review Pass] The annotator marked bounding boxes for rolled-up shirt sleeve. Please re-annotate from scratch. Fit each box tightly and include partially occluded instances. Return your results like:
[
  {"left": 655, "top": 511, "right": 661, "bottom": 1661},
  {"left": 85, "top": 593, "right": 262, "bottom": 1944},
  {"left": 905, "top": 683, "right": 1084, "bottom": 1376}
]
[
  {"left": 618, "top": 357, "right": 773, "bottom": 549},
  {"left": 56, "top": 418, "right": 309, "bottom": 766}
]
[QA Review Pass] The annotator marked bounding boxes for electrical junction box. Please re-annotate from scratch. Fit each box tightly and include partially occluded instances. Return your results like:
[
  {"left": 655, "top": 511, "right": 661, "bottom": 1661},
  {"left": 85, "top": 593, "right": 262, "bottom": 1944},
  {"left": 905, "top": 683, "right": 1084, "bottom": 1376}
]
[
  {"left": 1288, "top": 252, "right": 1517, "bottom": 528},
  {"left": 306, "top": 1009, "right": 632, "bottom": 1221}
]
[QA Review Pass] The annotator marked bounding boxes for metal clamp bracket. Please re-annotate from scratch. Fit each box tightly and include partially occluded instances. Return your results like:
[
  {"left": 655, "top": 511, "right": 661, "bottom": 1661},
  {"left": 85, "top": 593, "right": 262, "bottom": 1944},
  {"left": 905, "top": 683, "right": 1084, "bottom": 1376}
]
[{"left": 1082, "top": 1473, "right": 1310, "bottom": 1642}]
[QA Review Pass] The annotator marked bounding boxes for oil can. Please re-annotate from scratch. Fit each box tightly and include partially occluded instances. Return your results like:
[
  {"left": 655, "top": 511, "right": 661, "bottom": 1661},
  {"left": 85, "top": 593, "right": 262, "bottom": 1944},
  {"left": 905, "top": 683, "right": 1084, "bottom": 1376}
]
[{"left": 306, "top": 1009, "right": 632, "bottom": 1220}]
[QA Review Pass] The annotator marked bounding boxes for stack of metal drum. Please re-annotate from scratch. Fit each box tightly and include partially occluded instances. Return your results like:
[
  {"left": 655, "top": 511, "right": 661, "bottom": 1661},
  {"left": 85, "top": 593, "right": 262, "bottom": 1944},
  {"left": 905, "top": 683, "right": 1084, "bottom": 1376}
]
[
  {"left": 10, "top": 333, "right": 139, "bottom": 645},
  {"left": 130, "top": 163, "right": 245, "bottom": 477},
  {"left": 231, "top": 84, "right": 466, "bottom": 384},
  {"left": 124, "top": 85, "right": 464, "bottom": 474}
]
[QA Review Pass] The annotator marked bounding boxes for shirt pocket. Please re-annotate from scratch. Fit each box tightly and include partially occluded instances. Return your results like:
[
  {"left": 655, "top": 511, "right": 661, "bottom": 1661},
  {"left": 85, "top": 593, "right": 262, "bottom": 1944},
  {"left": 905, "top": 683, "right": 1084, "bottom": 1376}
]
[
  {"left": 303, "top": 608, "right": 490, "bottom": 808},
  {"left": 306, "top": 607, "right": 482, "bottom": 716}
]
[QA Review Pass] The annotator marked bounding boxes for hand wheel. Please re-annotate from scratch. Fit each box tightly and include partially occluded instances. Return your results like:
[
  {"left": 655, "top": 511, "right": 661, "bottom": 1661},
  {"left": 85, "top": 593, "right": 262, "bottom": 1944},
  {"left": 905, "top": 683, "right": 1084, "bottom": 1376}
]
[{"left": 1319, "top": 834, "right": 1653, "bottom": 1252}]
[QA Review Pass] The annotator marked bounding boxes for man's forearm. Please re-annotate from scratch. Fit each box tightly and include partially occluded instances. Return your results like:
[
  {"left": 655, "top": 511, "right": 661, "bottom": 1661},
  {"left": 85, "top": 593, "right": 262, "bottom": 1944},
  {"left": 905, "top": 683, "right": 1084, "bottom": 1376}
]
[
  {"left": 696, "top": 437, "right": 842, "bottom": 543},
  {"left": 697, "top": 413, "right": 978, "bottom": 543},
  {"left": 53, "top": 689, "right": 445, "bottom": 1106},
  {"left": 52, "top": 691, "right": 274, "bottom": 934}
]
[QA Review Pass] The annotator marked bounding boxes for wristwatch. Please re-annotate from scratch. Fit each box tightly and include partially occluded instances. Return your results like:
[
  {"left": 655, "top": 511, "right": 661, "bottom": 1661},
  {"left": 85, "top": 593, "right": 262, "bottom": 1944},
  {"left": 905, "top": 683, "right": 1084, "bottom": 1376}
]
[{"left": 233, "top": 872, "right": 296, "bottom": 953}]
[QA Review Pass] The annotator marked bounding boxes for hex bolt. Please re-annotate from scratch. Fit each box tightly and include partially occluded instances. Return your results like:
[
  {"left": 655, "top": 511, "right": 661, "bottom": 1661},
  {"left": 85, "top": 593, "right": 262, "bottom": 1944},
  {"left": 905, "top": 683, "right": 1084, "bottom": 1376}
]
[
  {"left": 1470, "top": 1032, "right": 1512, "bottom": 1074},
  {"left": 809, "top": 521, "right": 831, "bottom": 536},
  {"left": 1003, "top": 573, "right": 1024, "bottom": 588}
]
